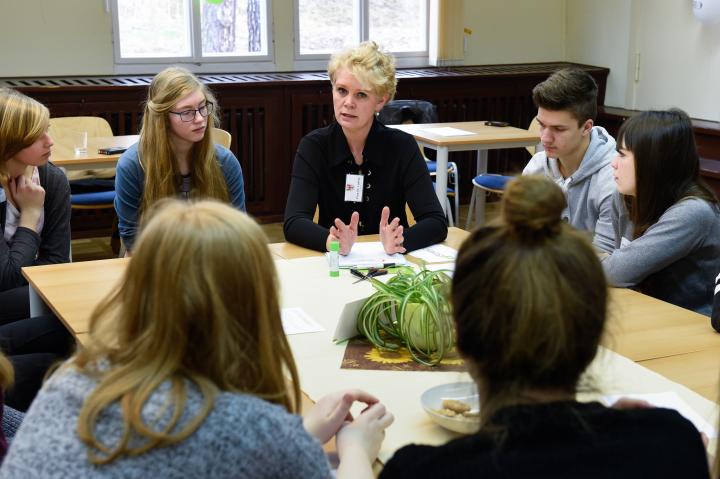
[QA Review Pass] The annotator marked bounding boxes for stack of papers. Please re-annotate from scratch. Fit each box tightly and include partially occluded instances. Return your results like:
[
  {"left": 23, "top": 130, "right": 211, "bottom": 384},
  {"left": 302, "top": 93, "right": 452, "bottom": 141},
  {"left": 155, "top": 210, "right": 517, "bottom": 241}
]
[
  {"left": 333, "top": 242, "right": 410, "bottom": 269},
  {"left": 409, "top": 244, "right": 458, "bottom": 264}
]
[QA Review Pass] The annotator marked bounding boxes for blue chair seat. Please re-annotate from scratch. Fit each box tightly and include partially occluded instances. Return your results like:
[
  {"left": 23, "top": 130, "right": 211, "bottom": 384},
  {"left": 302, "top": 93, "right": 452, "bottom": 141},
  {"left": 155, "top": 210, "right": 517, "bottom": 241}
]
[
  {"left": 71, "top": 190, "right": 116, "bottom": 206},
  {"left": 472, "top": 174, "right": 513, "bottom": 191}
]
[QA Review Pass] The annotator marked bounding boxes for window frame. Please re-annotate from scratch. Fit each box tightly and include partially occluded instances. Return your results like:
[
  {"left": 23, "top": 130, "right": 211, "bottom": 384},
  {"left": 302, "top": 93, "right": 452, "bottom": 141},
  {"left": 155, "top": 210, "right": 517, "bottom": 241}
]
[
  {"left": 111, "top": 0, "right": 275, "bottom": 74},
  {"left": 292, "top": 0, "right": 430, "bottom": 71}
]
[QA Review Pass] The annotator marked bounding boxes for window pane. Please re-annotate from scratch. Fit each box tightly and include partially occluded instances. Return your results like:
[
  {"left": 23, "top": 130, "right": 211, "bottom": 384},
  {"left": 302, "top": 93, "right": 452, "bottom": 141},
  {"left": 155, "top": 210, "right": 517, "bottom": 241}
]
[
  {"left": 117, "top": 0, "right": 191, "bottom": 58},
  {"left": 201, "top": 0, "right": 268, "bottom": 56},
  {"left": 298, "top": 0, "right": 357, "bottom": 55},
  {"left": 369, "top": 0, "right": 426, "bottom": 52}
]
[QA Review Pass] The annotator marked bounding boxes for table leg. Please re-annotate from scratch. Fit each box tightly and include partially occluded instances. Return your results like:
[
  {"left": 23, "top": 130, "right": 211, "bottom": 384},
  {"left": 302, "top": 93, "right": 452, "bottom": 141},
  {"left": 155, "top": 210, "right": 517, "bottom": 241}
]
[
  {"left": 473, "top": 149, "right": 489, "bottom": 225},
  {"left": 29, "top": 286, "right": 51, "bottom": 318},
  {"left": 434, "top": 147, "right": 452, "bottom": 226}
]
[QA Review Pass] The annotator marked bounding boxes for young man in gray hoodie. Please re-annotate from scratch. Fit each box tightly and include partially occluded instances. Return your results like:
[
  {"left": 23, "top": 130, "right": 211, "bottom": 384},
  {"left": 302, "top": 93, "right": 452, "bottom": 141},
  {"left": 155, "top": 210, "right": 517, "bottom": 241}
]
[{"left": 523, "top": 68, "right": 616, "bottom": 253}]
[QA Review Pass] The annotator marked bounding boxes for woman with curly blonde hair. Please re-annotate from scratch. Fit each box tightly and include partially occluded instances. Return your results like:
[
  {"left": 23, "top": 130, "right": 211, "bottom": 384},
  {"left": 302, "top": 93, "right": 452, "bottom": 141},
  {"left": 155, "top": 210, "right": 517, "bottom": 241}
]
[
  {"left": 2, "top": 200, "right": 392, "bottom": 478},
  {"left": 114, "top": 67, "right": 245, "bottom": 252},
  {"left": 284, "top": 41, "right": 447, "bottom": 256}
]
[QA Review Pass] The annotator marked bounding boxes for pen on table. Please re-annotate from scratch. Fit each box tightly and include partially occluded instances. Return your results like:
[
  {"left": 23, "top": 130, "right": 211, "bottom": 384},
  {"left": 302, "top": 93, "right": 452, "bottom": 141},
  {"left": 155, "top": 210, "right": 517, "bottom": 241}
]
[{"left": 350, "top": 262, "right": 396, "bottom": 270}]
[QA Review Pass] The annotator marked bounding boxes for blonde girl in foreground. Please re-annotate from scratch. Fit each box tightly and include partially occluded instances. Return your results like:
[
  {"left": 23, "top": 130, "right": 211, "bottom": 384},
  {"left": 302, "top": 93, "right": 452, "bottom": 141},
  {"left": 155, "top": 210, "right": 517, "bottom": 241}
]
[{"left": 1, "top": 200, "right": 392, "bottom": 478}]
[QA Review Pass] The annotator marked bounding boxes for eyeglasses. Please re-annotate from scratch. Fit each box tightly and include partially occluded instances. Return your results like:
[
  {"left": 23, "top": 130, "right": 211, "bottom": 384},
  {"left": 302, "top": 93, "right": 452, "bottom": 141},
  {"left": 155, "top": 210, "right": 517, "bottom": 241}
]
[{"left": 169, "top": 102, "right": 214, "bottom": 122}]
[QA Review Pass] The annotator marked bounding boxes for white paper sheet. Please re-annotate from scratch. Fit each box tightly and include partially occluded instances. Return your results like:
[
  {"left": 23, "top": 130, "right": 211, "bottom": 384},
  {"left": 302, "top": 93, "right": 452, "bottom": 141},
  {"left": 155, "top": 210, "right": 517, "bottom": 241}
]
[
  {"left": 422, "top": 262, "right": 455, "bottom": 276},
  {"left": 421, "top": 127, "right": 475, "bottom": 137},
  {"left": 281, "top": 307, "right": 325, "bottom": 335},
  {"left": 604, "top": 391, "right": 717, "bottom": 438},
  {"left": 410, "top": 244, "right": 458, "bottom": 263},
  {"left": 334, "top": 242, "right": 410, "bottom": 269}
]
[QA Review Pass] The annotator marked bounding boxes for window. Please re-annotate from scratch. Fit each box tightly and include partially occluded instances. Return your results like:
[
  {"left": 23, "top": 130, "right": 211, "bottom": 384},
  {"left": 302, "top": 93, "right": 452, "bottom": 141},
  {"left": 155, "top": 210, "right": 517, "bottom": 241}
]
[
  {"left": 295, "top": 0, "right": 428, "bottom": 66},
  {"left": 112, "top": 0, "right": 271, "bottom": 71}
]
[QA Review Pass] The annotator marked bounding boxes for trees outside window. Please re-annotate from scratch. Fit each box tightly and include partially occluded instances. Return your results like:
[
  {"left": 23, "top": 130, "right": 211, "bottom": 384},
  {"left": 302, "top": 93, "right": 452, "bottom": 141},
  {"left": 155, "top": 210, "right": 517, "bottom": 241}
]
[
  {"left": 296, "top": 0, "right": 428, "bottom": 56},
  {"left": 113, "top": 0, "right": 269, "bottom": 63}
]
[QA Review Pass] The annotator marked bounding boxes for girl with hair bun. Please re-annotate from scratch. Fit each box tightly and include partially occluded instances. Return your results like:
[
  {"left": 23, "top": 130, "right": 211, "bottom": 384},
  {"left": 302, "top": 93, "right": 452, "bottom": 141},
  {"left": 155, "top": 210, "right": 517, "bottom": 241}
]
[
  {"left": 2, "top": 200, "right": 393, "bottom": 478},
  {"left": 115, "top": 67, "right": 245, "bottom": 253},
  {"left": 380, "top": 175, "right": 710, "bottom": 478},
  {"left": 603, "top": 109, "right": 720, "bottom": 316}
]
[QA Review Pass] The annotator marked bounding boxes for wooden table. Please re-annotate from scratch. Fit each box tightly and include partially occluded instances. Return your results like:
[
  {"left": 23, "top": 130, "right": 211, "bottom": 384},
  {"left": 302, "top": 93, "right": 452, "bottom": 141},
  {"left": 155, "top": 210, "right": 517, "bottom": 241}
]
[
  {"left": 390, "top": 122, "right": 539, "bottom": 225},
  {"left": 50, "top": 135, "right": 138, "bottom": 171},
  {"left": 21, "top": 234, "right": 720, "bottom": 460}
]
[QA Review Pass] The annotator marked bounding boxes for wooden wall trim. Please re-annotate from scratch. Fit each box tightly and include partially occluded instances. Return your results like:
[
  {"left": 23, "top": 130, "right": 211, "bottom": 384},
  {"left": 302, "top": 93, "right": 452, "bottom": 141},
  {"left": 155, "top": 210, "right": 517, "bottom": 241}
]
[{"left": 4, "top": 62, "right": 609, "bottom": 222}]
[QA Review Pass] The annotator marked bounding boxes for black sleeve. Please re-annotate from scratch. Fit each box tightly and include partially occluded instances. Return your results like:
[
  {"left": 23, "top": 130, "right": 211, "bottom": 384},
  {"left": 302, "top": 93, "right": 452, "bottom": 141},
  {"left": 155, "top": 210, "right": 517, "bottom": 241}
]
[
  {"left": 0, "top": 227, "right": 41, "bottom": 291},
  {"left": 34, "top": 165, "right": 71, "bottom": 266},
  {"left": 712, "top": 272, "right": 720, "bottom": 332},
  {"left": 283, "top": 137, "right": 331, "bottom": 252},
  {"left": 401, "top": 138, "right": 448, "bottom": 252}
]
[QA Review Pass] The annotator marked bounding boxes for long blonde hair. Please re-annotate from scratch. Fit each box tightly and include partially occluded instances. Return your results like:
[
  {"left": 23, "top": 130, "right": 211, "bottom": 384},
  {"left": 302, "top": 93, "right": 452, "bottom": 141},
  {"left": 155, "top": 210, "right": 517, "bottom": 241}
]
[
  {"left": 74, "top": 199, "right": 300, "bottom": 464},
  {"left": 139, "top": 67, "right": 229, "bottom": 215},
  {"left": 0, "top": 87, "right": 50, "bottom": 178}
]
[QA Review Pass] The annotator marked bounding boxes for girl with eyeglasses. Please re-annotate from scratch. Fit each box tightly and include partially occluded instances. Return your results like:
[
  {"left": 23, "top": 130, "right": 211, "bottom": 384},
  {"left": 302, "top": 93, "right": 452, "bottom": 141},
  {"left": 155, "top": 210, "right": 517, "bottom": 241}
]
[{"left": 114, "top": 67, "right": 246, "bottom": 253}]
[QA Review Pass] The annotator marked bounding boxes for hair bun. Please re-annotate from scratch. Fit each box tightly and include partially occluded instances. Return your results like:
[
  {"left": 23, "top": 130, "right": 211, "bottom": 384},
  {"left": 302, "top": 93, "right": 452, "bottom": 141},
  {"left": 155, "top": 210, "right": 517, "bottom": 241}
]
[{"left": 502, "top": 175, "right": 566, "bottom": 238}]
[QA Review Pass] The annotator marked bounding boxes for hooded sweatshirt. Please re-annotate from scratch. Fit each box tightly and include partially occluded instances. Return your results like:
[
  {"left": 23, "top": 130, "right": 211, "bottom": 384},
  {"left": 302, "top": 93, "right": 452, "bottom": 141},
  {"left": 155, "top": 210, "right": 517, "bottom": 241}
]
[{"left": 523, "top": 126, "right": 616, "bottom": 253}]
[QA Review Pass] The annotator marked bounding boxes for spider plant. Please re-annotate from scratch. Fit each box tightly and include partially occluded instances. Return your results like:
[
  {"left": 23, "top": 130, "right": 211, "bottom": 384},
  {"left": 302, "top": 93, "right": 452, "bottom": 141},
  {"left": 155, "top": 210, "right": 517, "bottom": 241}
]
[{"left": 356, "top": 267, "right": 454, "bottom": 366}]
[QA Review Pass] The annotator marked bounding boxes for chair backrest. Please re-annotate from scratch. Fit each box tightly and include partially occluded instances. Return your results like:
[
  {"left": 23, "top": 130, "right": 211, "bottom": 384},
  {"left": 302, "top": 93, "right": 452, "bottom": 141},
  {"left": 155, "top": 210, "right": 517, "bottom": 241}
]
[
  {"left": 49, "top": 117, "right": 115, "bottom": 181},
  {"left": 212, "top": 127, "right": 232, "bottom": 148},
  {"left": 377, "top": 100, "right": 438, "bottom": 125},
  {"left": 526, "top": 116, "right": 542, "bottom": 156},
  {"left": 49, "top": 116, "right": 113, "bottom": 139}
]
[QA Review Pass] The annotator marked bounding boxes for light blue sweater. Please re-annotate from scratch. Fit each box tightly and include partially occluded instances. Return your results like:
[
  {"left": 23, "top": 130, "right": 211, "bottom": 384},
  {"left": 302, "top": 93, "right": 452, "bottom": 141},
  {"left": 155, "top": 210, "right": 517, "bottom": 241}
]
[
  {"left": 0, "top": 367, "right": 330, "bottom": 478},
  {"left": 114, "top": 143, "right": 246, "bottom": 251},
  {"left": 602, "top": 192, "right": 720, "bottom": 315}
]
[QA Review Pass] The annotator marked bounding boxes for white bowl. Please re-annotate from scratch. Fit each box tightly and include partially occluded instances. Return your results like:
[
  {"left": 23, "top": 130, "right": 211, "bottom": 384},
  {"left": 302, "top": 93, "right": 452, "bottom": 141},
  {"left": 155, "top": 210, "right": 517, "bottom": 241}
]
[{"left": 421, "top": 381, "right": 481, "bottom": 434}]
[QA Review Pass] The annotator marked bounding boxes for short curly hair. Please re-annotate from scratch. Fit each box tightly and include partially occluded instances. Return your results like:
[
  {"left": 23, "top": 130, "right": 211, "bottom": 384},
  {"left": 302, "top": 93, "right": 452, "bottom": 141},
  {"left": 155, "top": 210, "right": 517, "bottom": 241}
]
[{"left": 327, "top": 41, "right": 397, "bottom": 100}]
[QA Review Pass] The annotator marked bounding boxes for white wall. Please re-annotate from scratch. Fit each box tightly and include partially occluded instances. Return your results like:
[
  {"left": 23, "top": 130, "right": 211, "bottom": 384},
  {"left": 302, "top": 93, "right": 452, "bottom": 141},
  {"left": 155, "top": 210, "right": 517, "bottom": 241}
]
[
  {"left": 565, "top": 0, "right": 633, "bottom": 109},
  {"left": 0, "top": 0, "right": 114, "bottom": 77},
  {"left": 567, "top": 0, "right": 720, "bottom": 122},
  {"left": 3, "top": 0, "right": 719, "bottom": 122},
  {"left": 463, "top": 0, "right": 566, "bottom": 64}
]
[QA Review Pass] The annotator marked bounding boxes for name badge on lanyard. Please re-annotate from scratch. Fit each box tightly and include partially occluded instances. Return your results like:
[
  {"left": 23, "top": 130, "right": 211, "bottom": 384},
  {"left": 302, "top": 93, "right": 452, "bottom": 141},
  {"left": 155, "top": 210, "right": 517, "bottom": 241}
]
[{"left": 344, "top": 174, "right": 364, "bottom": 203}]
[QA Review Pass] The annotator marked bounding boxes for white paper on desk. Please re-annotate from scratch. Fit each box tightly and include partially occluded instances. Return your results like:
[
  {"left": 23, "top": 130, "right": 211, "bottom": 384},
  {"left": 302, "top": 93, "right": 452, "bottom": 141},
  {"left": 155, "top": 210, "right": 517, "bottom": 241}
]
[
  {"left": 336, "top": 242, "right": 409, "bottom": 268},
  {"left": 281, "top": 307, "right": 325, "bottom": 335},
  {"left": 422, "top": 262, "right": 455, "bottom": 276},
  {"left": 333, "top": 297, "right": 368, "bottom": 341},
  {"left": 604, "top": 391, "right": 717, "bottom": 438},
  {"left": 410, "top": 244, "right": 458, "bottom": 263},
  {"left": 421, "top": 127, "right": 475, "bottom": 137}
]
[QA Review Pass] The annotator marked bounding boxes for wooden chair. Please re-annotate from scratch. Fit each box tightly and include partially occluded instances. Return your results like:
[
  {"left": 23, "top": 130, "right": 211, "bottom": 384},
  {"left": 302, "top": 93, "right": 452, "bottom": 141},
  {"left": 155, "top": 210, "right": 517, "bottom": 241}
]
[
  {"left": 212, "top": 127, "right": 232, "bottom": 148},
  {"left": 49, "top": 117, "right": 119, "bottom": 257}
]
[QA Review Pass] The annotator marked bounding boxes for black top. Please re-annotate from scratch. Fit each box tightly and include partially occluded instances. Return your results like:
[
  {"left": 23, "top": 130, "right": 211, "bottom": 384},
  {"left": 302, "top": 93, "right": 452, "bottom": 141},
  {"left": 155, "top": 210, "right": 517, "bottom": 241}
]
[
  {"left": 283, "top": 119, "right": 448, "bottom": 252},
  {"left": 380, "top": 401, "right": 710, "bottom": 479},
  {"left": 0, "top": 163, "right": 71, "bottom": 291}
]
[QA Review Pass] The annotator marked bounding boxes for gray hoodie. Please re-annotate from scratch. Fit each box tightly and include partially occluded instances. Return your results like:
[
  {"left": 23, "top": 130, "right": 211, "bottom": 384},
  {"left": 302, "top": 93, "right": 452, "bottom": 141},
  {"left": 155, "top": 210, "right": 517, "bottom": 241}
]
[{"left": 523, "top": 126, "right": 616, "bottom": 253}]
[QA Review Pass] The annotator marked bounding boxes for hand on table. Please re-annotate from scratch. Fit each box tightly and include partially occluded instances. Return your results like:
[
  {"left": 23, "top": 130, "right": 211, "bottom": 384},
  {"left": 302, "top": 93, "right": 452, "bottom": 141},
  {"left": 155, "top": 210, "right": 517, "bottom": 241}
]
[
  {"left": 327, "top": 211, "right": 359, "bottom": 255},
  {"left": 379, "top": 206, "right": 406, "bottom": 255},
  {"left": 303, "top": 389, "right": 379, "bottom": 444}
]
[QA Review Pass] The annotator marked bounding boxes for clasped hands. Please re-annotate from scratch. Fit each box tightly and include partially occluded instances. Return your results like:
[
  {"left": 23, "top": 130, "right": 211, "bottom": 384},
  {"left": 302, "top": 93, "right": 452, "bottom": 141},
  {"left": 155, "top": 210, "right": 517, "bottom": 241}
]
[
  {"left": 303, "top": 389, "right": 394, "bottom": 467},
  {"left": 326, "top": 206, "right": 406, "bottom": 255}
]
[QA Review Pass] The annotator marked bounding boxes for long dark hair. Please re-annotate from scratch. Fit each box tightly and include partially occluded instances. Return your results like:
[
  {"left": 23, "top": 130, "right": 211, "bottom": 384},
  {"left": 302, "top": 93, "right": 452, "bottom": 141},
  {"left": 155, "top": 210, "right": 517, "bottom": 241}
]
[
  {"left": 617, "top": 109, "right": 717, "bottom": 238},
  {"left": 452, "top": 175, "right": 608, "bottom": 424}
]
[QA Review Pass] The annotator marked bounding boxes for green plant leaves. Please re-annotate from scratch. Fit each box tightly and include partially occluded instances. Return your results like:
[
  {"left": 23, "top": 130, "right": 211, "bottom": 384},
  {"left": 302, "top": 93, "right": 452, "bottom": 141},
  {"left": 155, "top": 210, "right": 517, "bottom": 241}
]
[{"left": 356, "top": 268, "right": 454, "bottom": 366}]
